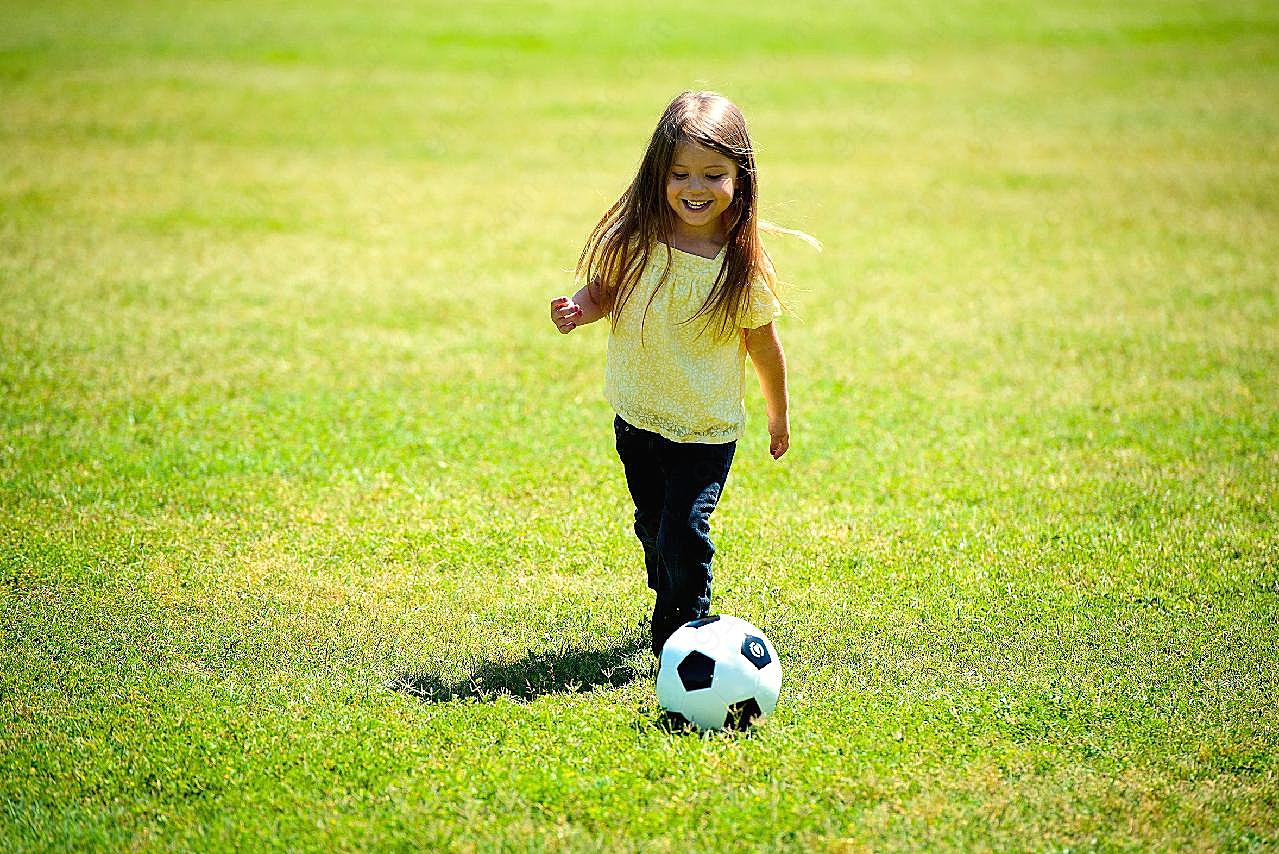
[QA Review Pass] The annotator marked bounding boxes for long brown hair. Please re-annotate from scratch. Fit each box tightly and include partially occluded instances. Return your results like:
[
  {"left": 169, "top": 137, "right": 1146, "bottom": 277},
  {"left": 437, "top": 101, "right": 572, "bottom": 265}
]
[{"left": 576, "top": 91, "right": 779, "bottom": 340}]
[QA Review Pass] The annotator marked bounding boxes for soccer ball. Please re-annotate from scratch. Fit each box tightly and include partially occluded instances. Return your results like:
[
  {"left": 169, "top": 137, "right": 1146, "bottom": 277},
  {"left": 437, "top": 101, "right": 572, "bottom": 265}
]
[{"left": 655, "top": 615, "right": 782, "bottom": 732}]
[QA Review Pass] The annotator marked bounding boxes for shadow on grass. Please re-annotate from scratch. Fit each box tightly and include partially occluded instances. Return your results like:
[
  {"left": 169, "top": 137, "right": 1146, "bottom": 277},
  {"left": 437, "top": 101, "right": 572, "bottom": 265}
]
[
  {"left": 391, "top": 635, "right": 651, "bottom": 703},
  {"left": 649, "top": 709, "right": 761, "bottom": 738}
]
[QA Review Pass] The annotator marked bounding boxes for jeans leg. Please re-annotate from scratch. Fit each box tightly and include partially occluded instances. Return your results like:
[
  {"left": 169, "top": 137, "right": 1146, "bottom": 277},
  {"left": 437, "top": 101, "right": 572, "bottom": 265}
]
[
  {"left": 615, "top": 416, "right": 737, "bottom": 655},
  {"left": 614, "top": 416, "right": 665, "bottom": 593},
  {"left": 656, "top": 439, "right": 736, "bottom": 626}
]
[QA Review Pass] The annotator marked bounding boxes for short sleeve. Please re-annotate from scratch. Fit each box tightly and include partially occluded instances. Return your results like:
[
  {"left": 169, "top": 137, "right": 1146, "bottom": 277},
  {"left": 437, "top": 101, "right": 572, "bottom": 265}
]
[{"left": 742, "top": 276, "right": 782, "bottom": 329}]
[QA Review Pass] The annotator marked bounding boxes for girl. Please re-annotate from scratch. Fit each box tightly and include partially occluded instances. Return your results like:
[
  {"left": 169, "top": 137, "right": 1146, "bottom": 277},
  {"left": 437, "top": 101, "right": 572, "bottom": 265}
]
[{"left": 549, "top": 91, "right": 799, "bottom": 656}]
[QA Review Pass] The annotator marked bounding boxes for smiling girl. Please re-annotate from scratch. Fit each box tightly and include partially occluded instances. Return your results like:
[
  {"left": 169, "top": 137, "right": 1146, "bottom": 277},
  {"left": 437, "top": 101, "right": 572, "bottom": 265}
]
[{"left": 549, "top": 91, "right": 812, "bottom": 655}]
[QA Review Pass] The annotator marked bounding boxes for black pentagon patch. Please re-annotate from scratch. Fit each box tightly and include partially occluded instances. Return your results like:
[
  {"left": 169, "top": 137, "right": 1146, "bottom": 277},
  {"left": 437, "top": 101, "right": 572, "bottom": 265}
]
[
  {"left": 741, "top": 635, "right": 772, "bottom": 669},
  {"left": 687, "top": 615, "right": 721, "bottom": 628},
  {"left": 724, "top": 698, "right": 763, "bottom": 731},
  {"left": 677, "top": 650, "right": 715, "bottom": 691}
]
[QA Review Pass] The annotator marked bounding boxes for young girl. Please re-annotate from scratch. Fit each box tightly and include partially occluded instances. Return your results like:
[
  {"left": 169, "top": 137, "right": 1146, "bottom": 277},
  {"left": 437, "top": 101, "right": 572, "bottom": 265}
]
[{"left": 549, "top": 91, "right": 795, "bottom": 656}]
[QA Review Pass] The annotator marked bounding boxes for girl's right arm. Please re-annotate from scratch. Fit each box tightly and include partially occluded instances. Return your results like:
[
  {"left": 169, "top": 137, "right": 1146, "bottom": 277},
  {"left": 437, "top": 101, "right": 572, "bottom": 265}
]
[{"left": 550, "top": 282, "right": 605, "bottom": 334}]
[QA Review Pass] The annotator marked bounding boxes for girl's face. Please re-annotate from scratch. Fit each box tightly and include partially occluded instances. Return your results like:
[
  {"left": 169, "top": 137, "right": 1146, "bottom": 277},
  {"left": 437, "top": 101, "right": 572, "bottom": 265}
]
[{"left": 665, "top": 142, "right": 738, "bottom": 238}]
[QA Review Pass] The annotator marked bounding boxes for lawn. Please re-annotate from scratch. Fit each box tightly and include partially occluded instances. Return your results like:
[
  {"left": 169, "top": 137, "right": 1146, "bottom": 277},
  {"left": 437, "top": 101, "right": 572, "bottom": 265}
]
[{"left": 1, "top": 0, "right": 1277, "bottom": 849}]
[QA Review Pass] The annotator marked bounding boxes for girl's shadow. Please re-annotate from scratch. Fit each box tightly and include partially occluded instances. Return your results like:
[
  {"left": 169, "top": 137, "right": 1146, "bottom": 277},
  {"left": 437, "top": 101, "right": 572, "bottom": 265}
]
[{"left": 391, "top": 635, "right": 650, "bottom": 703}]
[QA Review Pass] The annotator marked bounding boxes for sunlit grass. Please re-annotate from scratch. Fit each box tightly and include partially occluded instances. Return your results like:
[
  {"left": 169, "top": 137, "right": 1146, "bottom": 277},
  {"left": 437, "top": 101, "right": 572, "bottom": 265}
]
[{"left": 2, "top": 0, "right": 1277, "bottom": 849}]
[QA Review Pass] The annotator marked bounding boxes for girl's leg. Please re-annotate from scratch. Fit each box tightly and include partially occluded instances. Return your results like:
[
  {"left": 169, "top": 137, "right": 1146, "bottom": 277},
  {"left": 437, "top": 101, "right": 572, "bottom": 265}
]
[
  {"left": 653, "top": 438, "right": 736, "bottom": 651},
  {"left": 614, "top": 416, "right": 738, "bottom": 655},
  {"left": 613, "top": 417, "right": 669, "bottom": 651}
]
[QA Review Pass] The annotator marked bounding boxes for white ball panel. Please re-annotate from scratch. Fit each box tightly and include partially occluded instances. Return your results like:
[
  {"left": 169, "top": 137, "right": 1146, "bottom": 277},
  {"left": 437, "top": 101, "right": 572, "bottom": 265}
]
[
  {"left": 754, "top": 662, "right": 782, "bottom": 716},
  {"left": 660, "top": 624, "right": 699, "bottom": 664},
  {"left": 679, "top": 686, "right": 731, "bottom": 732},
  {"left": 710, "top": 650, "right": 760, "bottom": 706}
]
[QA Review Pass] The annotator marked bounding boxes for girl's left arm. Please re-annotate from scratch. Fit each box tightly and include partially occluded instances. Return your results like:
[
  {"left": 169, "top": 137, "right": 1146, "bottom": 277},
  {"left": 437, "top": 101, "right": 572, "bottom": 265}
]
[{"left": 745, "top": 322, "right": 789, "bottom": 460}]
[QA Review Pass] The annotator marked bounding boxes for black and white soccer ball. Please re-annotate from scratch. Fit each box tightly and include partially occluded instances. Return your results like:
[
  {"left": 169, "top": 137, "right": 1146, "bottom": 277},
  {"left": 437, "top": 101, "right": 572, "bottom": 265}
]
[{"left": 655, "top": 615, "right": 782, "bottom": 732}]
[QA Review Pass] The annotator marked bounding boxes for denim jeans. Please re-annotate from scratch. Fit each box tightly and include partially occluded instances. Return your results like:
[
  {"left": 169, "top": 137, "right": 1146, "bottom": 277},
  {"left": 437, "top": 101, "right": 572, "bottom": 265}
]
[{"left": 613, "top": 415, "right": 737, "bottom": 655}]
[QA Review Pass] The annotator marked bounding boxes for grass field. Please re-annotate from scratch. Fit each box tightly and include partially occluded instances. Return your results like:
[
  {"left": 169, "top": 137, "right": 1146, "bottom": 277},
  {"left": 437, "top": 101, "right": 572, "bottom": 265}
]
[{"left": 2, "top": 0, "right": 1277, "bottom": 849}]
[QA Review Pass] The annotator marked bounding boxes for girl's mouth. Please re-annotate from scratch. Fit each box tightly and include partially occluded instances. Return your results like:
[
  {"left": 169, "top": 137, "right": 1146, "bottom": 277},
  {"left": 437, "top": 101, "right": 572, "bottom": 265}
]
[{"left": 682, "top": 199, "right": 712, "bottom": 212}]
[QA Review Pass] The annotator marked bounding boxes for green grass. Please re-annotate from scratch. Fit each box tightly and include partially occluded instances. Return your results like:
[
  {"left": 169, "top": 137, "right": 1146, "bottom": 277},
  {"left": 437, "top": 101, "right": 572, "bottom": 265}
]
[{"left": 2, "top": 0, "right": 1277, "bottom": 849}]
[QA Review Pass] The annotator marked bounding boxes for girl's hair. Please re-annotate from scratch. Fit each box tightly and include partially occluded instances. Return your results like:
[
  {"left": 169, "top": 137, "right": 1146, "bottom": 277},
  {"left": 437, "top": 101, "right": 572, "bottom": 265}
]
[{"left": 576, "top": 91, "right": 813, "bottom": 340}]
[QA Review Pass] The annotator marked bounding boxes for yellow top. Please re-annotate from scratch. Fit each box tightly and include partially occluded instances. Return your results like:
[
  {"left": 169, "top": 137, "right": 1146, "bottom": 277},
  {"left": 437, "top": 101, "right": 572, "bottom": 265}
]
[{"left": 604, "top": 244, "right": 781, "bottom": 443}]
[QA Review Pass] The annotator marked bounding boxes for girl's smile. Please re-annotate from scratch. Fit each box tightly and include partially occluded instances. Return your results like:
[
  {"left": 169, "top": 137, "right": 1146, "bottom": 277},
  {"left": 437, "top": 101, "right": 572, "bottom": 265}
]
[{"left": 666, "top": 142, "right": 738, "bottom": 239}]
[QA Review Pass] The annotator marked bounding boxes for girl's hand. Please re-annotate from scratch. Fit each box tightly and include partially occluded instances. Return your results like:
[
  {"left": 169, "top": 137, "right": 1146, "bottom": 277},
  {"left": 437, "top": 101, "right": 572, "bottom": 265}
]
[
  {"left": 551, "top": 296, "right": 584, "bottom": 334},
  {"left": 768, "top": 415, "right": 790, "bottom": 460}
]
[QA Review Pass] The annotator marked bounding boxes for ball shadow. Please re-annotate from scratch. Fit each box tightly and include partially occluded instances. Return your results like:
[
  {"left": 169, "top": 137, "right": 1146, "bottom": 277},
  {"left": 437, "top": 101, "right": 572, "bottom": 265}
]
[
  {"left": 654, "top": 710, "right": 700, "bottom": 735},
  {"left": 649, "top": 709, "right": 761, "bottom": 738},
  {"left": 391, "top": 634, "right": 651, "bottom": 703}
]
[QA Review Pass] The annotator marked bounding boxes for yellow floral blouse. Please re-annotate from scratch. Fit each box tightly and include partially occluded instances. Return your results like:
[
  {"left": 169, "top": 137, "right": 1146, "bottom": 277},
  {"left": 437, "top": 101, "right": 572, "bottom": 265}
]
[{"left": 603, "top": 244, "right": 781, "bottom": 443}]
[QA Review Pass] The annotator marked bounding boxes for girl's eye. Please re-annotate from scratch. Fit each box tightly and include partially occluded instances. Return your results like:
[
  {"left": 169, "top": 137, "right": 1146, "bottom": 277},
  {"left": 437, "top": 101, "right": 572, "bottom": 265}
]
[{"left": 671, "top": 173, "right": 688, "bottom": 179}]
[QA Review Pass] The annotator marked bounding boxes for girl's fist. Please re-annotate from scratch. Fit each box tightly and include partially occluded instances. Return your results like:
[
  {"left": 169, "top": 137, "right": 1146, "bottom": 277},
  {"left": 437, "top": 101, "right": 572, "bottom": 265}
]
[
  {"left": 551, "top": 296, "right": 583, "bottom": 334},
  {"left": 768, "top": 414, "right": 790, "bottom": 460}
]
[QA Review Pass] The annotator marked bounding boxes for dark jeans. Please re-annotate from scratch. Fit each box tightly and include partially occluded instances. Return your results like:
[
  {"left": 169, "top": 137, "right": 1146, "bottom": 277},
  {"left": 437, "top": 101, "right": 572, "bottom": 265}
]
[{"left": 613, "top": 415, "right": 737, "bottom": 655}]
